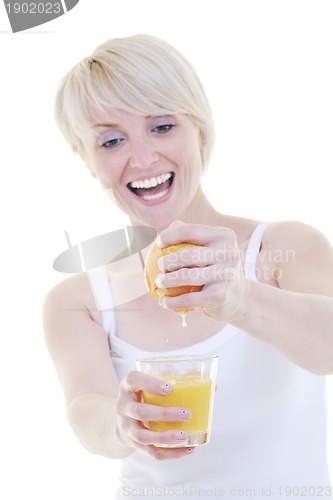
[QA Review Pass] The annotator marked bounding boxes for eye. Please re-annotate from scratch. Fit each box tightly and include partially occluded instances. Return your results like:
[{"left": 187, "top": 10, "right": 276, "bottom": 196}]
[
  {"left": 153, "top": 123, "right": 175, "bottom": 134},
  {"left": 151, "top": 115, "right": 176, "bottom": 135},
  {"left": 100, "top": 137, "right": 125, "bottom": 149}
]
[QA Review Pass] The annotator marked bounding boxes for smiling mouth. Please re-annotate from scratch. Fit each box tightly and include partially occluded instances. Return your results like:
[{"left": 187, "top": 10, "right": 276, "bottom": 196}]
[{"left": 127, "top": 172, "right": 174, "bottom": 201}]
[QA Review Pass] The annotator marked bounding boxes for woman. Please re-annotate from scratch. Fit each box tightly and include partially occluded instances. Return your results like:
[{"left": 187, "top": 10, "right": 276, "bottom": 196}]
[{"left": 43, "top": 34, "right": 333, "bottom": 499}]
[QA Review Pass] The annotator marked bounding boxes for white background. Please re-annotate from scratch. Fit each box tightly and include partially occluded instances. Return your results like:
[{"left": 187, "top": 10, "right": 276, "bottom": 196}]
[{"left": 0, "top": 1, "right": 332, "bottom": 498}]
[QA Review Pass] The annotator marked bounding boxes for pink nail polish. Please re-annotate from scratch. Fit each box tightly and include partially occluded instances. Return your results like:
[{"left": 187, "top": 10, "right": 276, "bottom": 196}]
[
  {"left": 161, "top": 383, "right": 172, "bottom": 394},
  {"left": 175, "top": 430, "right": 187, "bottom": 440},
  {"left": 178, "top": 409, "right": 190, "bottom": 420}
]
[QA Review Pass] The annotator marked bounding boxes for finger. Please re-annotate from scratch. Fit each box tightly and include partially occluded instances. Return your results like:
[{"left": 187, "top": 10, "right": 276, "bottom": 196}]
[
  {"left": 159, "top": 284, "right": 226, "bottom": 311},
  {"left": 144, "top": 443, "right": 195, "bottom": 461},
  {"left": 157, "top": 262, "right": 239, "bottom": 289},
  {"left": 159, "top": 246, "right": 240, "bottom": 272},
  {"left": 158, "top": 222, "right": 236, "bottom": 248},
  {"left": 131, "top": 426, "right": 191, "bottom": 447},
  {"left": 157, "top": 265, "right": 212, "bottom": 288},
  {"left": 123, "top": 371, "right": 173, "bottom": 396},
  {"left": 158, "top": 246, "right": 213, "bottom": 272},
  {"left": 126, "top": 400, "right": 192, "bottom": 423}
]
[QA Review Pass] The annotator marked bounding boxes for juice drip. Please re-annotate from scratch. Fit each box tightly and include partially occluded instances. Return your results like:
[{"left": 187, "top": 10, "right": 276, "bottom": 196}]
[{"left": 180, "top": 312, "right": 187, "bottom": 327}]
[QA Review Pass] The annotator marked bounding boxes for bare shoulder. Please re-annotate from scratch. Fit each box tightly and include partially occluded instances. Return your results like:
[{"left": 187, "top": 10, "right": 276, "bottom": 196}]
[
  {"left": 43, "top": 272, "right": 94, "bottom": 316},
  {"left": 262, "top": 220, "right": 333, "bottom": 294},
  {"left": 263, "top": 220, "right": 333, "bottom": 255},
  {"left": 43, "top": 272, "right": 103, "bottom": 345}
]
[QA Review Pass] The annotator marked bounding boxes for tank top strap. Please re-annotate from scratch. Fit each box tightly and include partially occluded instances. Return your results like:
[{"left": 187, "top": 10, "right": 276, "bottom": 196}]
[
  {"left": 243, "top": 221, "right": 271, "bottom": 281},
  {"left": 86, "top": 267, "right": 116, "bottom": 337}
]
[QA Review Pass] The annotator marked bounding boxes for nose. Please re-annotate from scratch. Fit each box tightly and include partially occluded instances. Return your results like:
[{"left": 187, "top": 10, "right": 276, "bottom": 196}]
[{"left": 128, "top": 137, "right": 159, "bottom": 169}]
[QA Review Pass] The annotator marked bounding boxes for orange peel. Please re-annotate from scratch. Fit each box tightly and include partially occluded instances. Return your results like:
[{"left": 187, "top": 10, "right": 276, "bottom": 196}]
[{"left": 144, "top": 242, "right": 203, "bottom": 324}]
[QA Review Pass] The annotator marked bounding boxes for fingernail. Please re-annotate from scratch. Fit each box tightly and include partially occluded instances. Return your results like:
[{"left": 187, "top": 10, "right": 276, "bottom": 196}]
[
  {"left": 156, "top": 234, "right": 162, "bottom": 247},
  {"left": 175, "top": 430, "right": 187, "bottom": 440},
  {"left": 160, "top": 383, "right": 172, "bottom": 394},
  {"left": 178, "top": 409, "right": 191, "bottom": 420}
]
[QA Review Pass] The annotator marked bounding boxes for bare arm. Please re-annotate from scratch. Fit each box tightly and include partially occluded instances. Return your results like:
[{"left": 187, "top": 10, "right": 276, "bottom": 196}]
[
  {"left": 237, "top": 280, "right": 333, "bottom": 375},
  {"left": 43, "top": 275, "right": 132, "bottom": 458},
  {"left": 236, "top": 222, "right": 333, "bottom": 374},
  {"left": 157, "top": 221, "right": 333, "bottom": 375},
  {"left": 43, "top": 274, "right": 194, "bottom": 460}
]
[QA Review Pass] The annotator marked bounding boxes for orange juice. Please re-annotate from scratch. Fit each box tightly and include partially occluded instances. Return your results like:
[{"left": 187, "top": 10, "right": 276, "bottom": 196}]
[{"left": 142, "top": 374, "right": 214, "bottom": 434}]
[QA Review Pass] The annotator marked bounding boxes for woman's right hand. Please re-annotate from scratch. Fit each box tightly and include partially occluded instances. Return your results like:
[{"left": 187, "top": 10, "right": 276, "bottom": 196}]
[{"left": 115, "top": 370, "right": 195, "bottom": 460}]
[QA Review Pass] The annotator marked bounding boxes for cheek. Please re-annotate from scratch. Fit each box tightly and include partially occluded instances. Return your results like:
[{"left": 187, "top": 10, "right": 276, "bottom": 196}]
[
  {"left": 182, "top": 129, "right": 203, "bottom": 161},
  {"left": 91, "top": 155, "right": 123, "bottom": 188},
  {"left": 183, "top": 142, "right": 203, "bottom": 172},
  {"left": 172, "top": 138, "right": 200, "bottom": 167}
]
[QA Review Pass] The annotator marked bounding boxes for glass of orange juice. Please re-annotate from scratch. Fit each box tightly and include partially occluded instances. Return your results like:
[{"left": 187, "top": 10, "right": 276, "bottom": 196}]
[{"left": 136, "top": 355, "right": 218, "bottom": 447}]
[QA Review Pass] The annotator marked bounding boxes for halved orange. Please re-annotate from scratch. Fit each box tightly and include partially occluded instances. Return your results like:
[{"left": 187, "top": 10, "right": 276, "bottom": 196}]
[{"left": 144, "top": 242, "right": 203, "bottom": 322}]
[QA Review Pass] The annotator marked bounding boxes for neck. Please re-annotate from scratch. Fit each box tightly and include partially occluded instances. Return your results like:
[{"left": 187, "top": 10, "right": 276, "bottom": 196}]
[
  {"left": 129, "top": 186, "right": 224, "bottom": 232},
  {"left": 179, "top": 186, "right": 223, "bottom": 227}
]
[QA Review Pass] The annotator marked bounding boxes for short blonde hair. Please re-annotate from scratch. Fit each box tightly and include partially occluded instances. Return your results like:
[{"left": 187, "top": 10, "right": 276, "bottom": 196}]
[{"left": 55, "top": 34, "right": 215, "bottom": 167}]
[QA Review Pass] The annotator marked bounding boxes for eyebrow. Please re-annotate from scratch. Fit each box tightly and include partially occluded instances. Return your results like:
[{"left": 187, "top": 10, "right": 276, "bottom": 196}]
[{"left": 93, "top": 123, "right": 118, "bottom": 129}]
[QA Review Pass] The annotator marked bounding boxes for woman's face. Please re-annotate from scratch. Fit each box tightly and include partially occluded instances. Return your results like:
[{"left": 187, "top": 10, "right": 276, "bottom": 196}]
[{"left": 87, "top": 109, "right": 204, "bottom": 231}]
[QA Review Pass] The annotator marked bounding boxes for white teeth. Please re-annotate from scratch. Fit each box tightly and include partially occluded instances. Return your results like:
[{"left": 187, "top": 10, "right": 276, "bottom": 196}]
[
  {"left": 130, "top": 172, "right": 172, "bottom": 189},
  {"left": 142, "top": 189, "right": 169, "bottom": 201}
]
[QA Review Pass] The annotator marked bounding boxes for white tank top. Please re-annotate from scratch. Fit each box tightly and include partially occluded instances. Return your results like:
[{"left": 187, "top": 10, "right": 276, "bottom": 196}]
[{"left": 87, "top": 222, "right": 332, "bottom": 500}]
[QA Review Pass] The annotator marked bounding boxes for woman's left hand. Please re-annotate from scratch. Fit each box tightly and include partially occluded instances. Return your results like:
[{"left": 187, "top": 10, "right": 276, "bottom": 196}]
[{"left": 156, "top": 220, "right": 249, "bottom": 322}]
